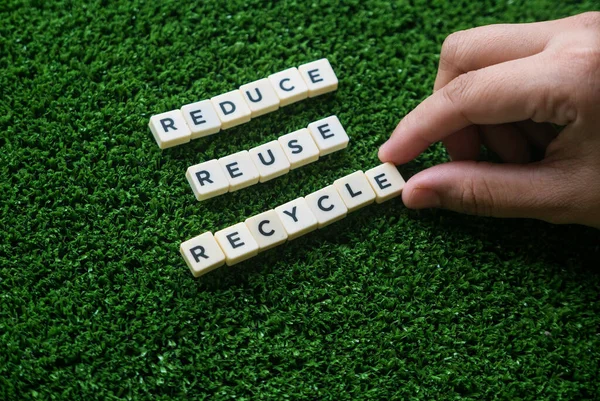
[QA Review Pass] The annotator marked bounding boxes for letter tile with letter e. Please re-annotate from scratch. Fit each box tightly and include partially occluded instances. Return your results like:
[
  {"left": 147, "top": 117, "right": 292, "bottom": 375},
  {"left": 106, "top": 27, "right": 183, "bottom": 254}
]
[
  {"left": 180, "top": 232, "right": 226, "bottom": 277},
  {"left": 218, "top": 150, "right": 260, "bottom": 192},
  {"left": 211, "top": 90, "right": 252, "bottom": 129},
  {"left": 307, "top": 115, "right": 349, "bottom": 156},
  {"left": 214, "top": 223, "right": 259, "bottom": 266},
  {"left": 298, "top": 58, "right": 338, "bottom": 97},
  {"left": 181, "top": 100, "right": 221, "bottom": 139},
  {"left": 365, "top": 163, "right": 405, "bottom": 203}
]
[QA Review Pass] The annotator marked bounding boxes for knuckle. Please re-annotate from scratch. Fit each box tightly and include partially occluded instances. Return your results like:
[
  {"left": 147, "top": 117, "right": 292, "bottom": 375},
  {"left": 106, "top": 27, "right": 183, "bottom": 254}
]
[
  {"left": 444, "top": 71, "right": 478, "bottom": 108},
  {"left": 573, "top": 11, "right": 600, "bottom": 29},
  {"left": 439, "top": 31, "right": 468, "bottom": 72},
  {"left": 457, "top": 174, "right": 496, "bottom": 217}
]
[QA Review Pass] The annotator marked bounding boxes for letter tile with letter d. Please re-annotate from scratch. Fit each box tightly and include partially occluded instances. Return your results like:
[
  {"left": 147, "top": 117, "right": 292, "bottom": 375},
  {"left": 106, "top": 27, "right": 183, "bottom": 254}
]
[{"left": 211, "top": 90, "right": 251, "bottom": 130}]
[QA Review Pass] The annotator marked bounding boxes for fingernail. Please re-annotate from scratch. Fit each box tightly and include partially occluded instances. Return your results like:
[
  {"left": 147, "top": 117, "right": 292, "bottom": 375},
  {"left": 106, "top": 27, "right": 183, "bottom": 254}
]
[
  {"left": 378, "top": 141, "right": 390, "bottom": 162},
  {"left": 409, "top": 188, "right": 442, "bottom": 209}
]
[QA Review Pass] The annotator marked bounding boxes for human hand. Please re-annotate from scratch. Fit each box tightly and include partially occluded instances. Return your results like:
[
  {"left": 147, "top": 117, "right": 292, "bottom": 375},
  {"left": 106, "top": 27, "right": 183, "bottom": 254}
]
[{"left": 378, "top": 12, "right": 600, "bottom": 228}]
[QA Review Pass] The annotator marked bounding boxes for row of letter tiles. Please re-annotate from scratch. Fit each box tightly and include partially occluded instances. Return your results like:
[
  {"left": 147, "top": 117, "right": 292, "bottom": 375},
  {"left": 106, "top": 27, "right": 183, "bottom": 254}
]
[
  {"left": 186, "top": 115, "right": 349, "bottom": 201},
  {"left": 180, "top": 163, "right": 405, "bottom": 277},
  {"left": 148, "top": 58, "right": 338, "bottom": 149}
]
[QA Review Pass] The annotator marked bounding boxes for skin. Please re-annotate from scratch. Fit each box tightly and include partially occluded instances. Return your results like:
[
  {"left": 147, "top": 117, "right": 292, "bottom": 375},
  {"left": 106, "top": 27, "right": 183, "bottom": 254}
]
[{"left": 378, "top": 12, "right": 600, "bottom": 228}]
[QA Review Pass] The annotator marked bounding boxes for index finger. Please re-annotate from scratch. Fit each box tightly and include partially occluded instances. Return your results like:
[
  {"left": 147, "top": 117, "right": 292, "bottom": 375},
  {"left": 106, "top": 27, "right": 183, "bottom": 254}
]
[{"left": 378, "top": 55, "right": 547, "bottom": 165}]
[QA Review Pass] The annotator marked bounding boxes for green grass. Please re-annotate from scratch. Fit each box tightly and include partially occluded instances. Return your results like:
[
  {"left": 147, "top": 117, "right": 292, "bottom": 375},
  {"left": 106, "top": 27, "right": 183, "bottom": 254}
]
[{"left": 1, "top": 0, "right": 600, "bottom": 399}]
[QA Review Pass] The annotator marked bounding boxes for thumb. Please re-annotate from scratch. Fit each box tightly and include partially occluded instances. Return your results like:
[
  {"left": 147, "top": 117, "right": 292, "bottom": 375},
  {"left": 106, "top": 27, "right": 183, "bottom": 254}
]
[{"left": 402, "top": 161, "right": 569, "bottom": 223}]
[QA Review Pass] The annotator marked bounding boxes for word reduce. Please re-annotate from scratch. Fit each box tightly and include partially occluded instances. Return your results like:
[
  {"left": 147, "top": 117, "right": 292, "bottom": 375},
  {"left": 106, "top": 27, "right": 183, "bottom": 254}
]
[
  {"left": 180, "top": 163, "right": 405, "bottom": 277},
  {"left": 186, "top": 115, "right": 349, "bottom": 201},
  {"left": 148, "top": 59, "right": 338, "bottom": 149}
]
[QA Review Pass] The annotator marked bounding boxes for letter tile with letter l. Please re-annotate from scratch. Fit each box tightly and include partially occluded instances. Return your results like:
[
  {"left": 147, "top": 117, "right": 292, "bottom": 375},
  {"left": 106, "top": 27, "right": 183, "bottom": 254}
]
[
  {"left": 186, "top": 160, "right": 230, "bottom": 201},
  {"left": 148, "top": 109, "right": 191, "bottom": 149},
  {"left": 211, "top": 90, "right": 251, "bottom": 129},
  {"left": 218, "top": 150, "right": 260, "bottom": 191},
  {"left": 248, "top": 140, "right": 290, "bottom": 183},
  {"left": 305, "top": 185, "right": 348, "bottom": 228},
  {"left": 333, "top": 171, "right": 376, "bottom": 212},
  {"left": 180, "top": 232, "right": 226, "bottom": 277},
  {"left": 365, "top": 163, "right": 405, "bottom": 203},
  {"left": 180, "top": 100, "right": 221, "bottom": 139},
  {"left": 239, "top": 78, "right": 280, "bottom": 118},
  {"left": 245, "top": 210, "right": 288, "bottom": 251},
  {"left": 214, "top": 223, "right": 259, "bottom": 266},
  {"left": 274, "top": 197, "right": 318, "bottom": 240},
  {"left": 307, "top": 115, "right": 349, "bottom": 156},
  {"left": 268, "top": 67, "right": 308, "bottom": 107},
  {"left": 298, "top": 58, "right": 338, "bottom": 97},
  {"left": 278, "top": 128, "right": 320, "bottom": 169}
]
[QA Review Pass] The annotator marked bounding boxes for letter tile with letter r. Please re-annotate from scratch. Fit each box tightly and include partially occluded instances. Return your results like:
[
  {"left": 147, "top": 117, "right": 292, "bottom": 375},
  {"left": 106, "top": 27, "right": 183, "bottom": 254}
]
[
  {"left": 365, "top": 163, "right": 405, "bottom": 203},
  {"left": 211, "top": 90, "right": 251, "bottom": 129},
  {"left": 186, "top": 159, "right": 230, "bottom": 201},
  {"left": 245, "top": 210, "right": 288, "bottom": 251},
  {"left": 248, "top": 140, "right": 290, "bottom": 183},
  {"left": 148, "top": 109, "right": 191, "bottom": 149},
  {"left": 214, "top": 223, "right": 259, "bottom": 266},
  {"left": 305, "top": 185, "right": 348, "bottom": 228},
  {"left": 239, "top": 78, "right": 280, "bottom": 118},
  {"left": 180, "top": 232, "right": 226, "bottom": 277}
]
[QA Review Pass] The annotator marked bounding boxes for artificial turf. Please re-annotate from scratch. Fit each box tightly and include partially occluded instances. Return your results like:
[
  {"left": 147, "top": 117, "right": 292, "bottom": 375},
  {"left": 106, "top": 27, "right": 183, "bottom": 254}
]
[{"left": 1, "top": 0, "right": 600, "bottom": 399}]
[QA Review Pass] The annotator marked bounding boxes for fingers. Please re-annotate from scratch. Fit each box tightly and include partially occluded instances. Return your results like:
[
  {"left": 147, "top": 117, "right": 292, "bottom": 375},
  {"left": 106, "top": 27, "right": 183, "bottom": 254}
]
[
  {"left": 481, "top": 124, "right": 531, "bottom": 164},
  {"left": 514, "top": 120, "right": 558, "bottom": 151},
  {"left": 442, "top": 126, "right": 481, "bottom": 161},
  {"left": 379, "top": 55, "right": 552, "bottom": 165},
  {"left": 434, "top": 22, "right": 555, "bottom": 90},
  {"left": 402, "top": 160, "right": 568, "bottom": 223}
]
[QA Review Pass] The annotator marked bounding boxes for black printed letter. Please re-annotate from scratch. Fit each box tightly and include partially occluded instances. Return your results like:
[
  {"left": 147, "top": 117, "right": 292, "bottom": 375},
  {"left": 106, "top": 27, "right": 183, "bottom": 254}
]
[
  {"left": 374, "top": 173, "right": 391, "bottom": 190},
  {"left": 190, "top": 246, "right": 208, "bottom": 262},
  {"left": 195, "top": 170, "right": 213, "bottom": 186}
]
